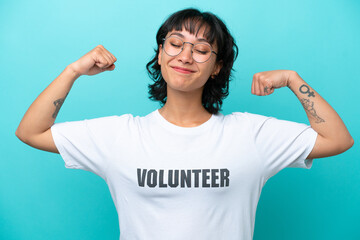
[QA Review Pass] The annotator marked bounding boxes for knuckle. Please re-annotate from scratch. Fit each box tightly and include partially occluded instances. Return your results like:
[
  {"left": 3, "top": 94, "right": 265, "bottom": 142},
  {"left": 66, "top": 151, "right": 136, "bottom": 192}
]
[{"left": 93, "top": 48, "right": 101, "bottom": 55}]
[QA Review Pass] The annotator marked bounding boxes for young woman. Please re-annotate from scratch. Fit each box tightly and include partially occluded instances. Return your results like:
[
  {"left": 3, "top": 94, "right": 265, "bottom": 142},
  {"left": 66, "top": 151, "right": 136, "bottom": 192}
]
[{"left": 15, "top": 8, "right": 353, "bottom": 240}]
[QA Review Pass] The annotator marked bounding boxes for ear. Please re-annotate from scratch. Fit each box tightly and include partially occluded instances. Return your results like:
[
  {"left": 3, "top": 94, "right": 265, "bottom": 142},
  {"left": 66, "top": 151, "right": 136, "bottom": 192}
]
[
  {"left": 213, "top": 60, "right": 223, "bottom": 75},
  {"left": 158, "top": 44, "right": 162, "bottom": 65}
]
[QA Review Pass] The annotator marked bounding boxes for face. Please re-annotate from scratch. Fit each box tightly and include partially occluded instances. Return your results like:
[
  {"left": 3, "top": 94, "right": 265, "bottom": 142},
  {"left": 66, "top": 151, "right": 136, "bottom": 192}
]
[{"left": 158, "top": 28, "right": 222, "bottom": 93}]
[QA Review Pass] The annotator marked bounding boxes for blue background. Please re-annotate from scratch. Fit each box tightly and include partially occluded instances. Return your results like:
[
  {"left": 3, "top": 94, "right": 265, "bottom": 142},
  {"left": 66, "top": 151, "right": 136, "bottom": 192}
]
[{"left": 1, "top": 0, "right": 359, "bottom": 239}]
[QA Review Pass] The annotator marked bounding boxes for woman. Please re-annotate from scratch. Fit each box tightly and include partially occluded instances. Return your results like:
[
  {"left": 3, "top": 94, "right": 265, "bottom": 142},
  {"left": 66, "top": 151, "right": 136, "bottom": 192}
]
[{"left": 15, "top": 8, "right": 353, "bottom": 240}]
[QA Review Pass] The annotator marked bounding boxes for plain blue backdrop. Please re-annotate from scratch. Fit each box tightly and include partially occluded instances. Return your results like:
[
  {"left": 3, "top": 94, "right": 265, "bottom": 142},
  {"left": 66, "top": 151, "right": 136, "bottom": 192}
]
[{"left": 1, "top": 0, "right": 359, "bottom": 239}]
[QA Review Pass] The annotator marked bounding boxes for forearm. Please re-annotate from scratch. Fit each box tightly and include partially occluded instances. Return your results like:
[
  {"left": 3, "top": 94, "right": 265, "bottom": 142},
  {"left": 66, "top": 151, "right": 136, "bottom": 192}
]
[
  {"left": 288, "top": 71, "right": 353, "bottom": 147},
  {"left": 15, "top": 65, "right": 80, "bottom": 139}
]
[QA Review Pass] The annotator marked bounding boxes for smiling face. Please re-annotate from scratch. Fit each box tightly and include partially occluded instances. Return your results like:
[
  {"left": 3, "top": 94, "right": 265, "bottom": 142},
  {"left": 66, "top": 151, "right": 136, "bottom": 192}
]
[{"left": 158, "top": 28, "right": 222, "bottom": 94}]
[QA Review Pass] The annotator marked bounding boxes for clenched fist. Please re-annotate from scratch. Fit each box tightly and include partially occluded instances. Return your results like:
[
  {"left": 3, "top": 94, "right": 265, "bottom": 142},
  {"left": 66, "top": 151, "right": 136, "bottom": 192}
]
[
  {"left": 68, "top": 45, "right": 117, "bottom": 76},
  {"left": 251, "top": 70, "right": 295, "bottom": 96}
]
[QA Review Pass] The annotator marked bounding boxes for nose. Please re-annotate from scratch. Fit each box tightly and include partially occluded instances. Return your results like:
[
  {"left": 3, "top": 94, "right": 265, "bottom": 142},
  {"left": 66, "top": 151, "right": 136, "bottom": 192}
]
[{"left": 177, "top": 42, "right": 194, "bottom": 64}]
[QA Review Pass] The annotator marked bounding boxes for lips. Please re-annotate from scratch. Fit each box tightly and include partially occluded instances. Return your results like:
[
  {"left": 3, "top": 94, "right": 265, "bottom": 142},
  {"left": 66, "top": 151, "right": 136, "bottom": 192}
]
[{"left": 171, "top": 66, "right": 196, "bottom": 74}]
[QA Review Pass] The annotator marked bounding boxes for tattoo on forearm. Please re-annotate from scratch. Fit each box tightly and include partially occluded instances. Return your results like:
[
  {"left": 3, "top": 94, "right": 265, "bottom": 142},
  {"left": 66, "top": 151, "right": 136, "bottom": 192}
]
[
  {"left": 52, "top": 92, "right": 68, "bottom": 118},
  {"left": 299, "top": 84, "right": 315, "bottom": 97},
  {"left": 264, "top": 86, "right": 269, "bottom": 94},
  {"left": 300, "top": 98, "right": 325, "bottom": 123}
]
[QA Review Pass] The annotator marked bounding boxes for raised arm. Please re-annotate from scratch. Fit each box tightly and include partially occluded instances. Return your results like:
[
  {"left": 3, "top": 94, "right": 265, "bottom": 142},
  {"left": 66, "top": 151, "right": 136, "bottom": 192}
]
[
  {"left": 251, "top": 70, "right": 354, "bottom": 159},
  {"left": 15, "top": 45, "right": 117, "bottom": 153}
]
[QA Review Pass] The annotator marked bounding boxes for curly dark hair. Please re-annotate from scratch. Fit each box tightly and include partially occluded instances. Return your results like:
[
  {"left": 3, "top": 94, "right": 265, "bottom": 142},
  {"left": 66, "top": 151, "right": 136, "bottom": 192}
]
[{"left": 146, "top": 8, "right": 238, "bottom": 114}]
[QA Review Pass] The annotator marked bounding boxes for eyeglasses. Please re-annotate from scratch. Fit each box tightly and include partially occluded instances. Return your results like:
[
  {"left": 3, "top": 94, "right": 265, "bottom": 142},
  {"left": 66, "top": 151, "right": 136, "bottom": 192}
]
[{"left": 162, "top": 36, "right": 217, "bottom": 63}]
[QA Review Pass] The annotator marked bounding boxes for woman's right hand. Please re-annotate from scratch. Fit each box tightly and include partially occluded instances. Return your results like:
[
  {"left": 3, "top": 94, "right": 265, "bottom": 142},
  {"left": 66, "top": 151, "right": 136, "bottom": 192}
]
[{"left": 68, "top": 45, "right": 117, "bottom": 76}]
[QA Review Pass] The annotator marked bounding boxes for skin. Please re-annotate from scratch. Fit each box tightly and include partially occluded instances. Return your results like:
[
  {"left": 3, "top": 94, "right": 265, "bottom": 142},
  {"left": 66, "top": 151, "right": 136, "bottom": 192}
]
[
  {"left": 52, "top": 92, "right": 69, "bottom": 118},
  {"left": 15, "top": 34, "right": 353, "bottom": 159},
  {"left": 157, "top": 29, "right": 354, "bottom": 159},
  {"left": 157, "top": 29, "right": 222, "bottom": 127},
  {"left": 15, "top": 45, "right": 117, "bottom": 153},
  {"left": 251, "top": 70, "right": 353, "bottom": 158}
]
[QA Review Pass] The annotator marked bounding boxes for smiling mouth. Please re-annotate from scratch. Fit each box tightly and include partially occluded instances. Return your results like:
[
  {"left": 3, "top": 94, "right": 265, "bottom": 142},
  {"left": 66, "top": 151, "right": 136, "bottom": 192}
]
[{"left": 172, "top": 66, "right": 195, "bottom": 74}]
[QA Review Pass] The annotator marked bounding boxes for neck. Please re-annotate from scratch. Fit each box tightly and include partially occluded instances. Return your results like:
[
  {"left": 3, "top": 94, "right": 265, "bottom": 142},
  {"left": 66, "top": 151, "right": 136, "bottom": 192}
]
[{"left": 158, "top": 87, "right": 212, "bottom": 127}]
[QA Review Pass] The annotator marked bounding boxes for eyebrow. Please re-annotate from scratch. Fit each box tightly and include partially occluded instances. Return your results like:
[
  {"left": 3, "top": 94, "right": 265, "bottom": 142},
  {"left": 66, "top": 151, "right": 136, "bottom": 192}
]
[{"left": 169, "top": 32, "right": 209, "bottom": 44}]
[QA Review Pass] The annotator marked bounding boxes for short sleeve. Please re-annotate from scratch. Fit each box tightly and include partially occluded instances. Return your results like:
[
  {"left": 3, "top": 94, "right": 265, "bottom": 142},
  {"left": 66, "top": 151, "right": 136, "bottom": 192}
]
[
  {"left": 51, "top": 115, "right": 130, "bottom": 179},
  {"left": 246, "top": 113, "right": 318, "bottom": 180}
]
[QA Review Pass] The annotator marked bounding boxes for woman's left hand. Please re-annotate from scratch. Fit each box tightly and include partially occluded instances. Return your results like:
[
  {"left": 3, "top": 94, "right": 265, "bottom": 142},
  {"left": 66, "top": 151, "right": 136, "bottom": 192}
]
[{"left": 251, "top": 70, "right": 294, "bottom": 96}]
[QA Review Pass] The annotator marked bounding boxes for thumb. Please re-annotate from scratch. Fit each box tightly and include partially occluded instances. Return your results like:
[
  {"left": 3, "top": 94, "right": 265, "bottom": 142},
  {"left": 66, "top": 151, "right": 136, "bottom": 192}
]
[{"left": 105, "top": 64, "right": 116, "bottom": 71}]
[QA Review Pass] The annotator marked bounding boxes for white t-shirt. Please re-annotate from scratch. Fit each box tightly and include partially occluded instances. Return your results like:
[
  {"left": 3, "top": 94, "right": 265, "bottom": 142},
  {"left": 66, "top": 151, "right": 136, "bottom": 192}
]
[{"left": 50, "top": 109, "right": 318, "bottom": 240}]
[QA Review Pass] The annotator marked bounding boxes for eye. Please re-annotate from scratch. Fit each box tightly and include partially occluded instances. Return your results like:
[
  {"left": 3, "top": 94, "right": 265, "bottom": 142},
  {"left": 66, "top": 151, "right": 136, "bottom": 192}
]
[
  {"left": 168, "top": 37, "right": 183, "bottom": 48},
  {"left": 170, "top": 42, "right": 182, "bottom": 48},
  {"left": 194, "top": 49, "right": 209, "bottom": 55},
  {"left": 194, "top": 45, "right": 210, "bottom": 55}
]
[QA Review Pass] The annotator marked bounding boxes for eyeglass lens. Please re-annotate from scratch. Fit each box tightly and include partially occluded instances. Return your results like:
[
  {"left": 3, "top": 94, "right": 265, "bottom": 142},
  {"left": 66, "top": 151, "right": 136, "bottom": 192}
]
[{"left": 164, "top": 36, "right": 213, "bottom": 63}]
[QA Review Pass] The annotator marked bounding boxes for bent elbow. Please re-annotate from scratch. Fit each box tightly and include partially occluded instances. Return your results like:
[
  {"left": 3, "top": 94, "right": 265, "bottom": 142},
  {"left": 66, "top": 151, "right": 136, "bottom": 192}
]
[
  {"left": 15, "top": 129, "right": 30, "bottom": 144},
  {"left": 15, "top": 129, "right": 23, "bottom": 141},
  {"left": 339, "top": 137, "right": 354, "bottom": 153},
  {"left": 312, "top": 135, "right": 354, "bottom": 158},
  {"left": 15, "top": 131, "right": 27, "bottom": 144},
  {"left": 348, "top": 137, "right": 354, "bottom": 150}
]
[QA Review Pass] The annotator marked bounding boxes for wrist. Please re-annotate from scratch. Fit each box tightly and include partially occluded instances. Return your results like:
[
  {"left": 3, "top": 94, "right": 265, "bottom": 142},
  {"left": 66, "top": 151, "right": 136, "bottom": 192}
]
[
  {"left": 287, "top": 70, "right": 301, "bottom": 88},
  {"left": 66, "top": 64, "right": 82, "bottom": 79}
]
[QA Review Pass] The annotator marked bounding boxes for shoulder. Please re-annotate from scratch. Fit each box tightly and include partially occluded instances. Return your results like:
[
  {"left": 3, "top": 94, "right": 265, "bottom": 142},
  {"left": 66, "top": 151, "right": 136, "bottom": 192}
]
[
  {"left": 84, "top": 113, "right": 134, "bottom": 126},
  {"left": 52, "top": 113, "right": 136, "bottom": 135},
  {"left": 223, "top": 111, "right": 311, "bottom": 134},
  {"left": 223, "top": 111, "right": 272, "bottom": 125}
]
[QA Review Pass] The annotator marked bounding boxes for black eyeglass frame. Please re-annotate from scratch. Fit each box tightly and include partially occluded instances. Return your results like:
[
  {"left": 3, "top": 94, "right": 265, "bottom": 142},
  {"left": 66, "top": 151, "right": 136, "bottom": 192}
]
[{"left": 161, "top": 36, "right": 218, "bottom": 63}]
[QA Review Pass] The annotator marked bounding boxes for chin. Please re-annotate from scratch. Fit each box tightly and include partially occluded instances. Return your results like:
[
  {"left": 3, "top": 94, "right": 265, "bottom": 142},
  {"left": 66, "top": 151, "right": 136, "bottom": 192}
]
[{"left": 168, "top": 81, "right": 205, "bottom": 94}]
